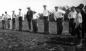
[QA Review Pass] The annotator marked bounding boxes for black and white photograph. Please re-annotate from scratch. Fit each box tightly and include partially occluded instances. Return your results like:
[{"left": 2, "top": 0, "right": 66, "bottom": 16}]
[{"left": 0, "top": 0, "right": 86, "bottom": 51}]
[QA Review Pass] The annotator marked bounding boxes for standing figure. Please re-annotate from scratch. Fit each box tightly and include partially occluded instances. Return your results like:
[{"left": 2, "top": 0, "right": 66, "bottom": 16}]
[
  {"left": 53, "top": 6, "right": 64, "bottom": 35},
  {"left": 1, "top": 14, "right": 6, "bottom": 29},
  {"left": 32, "top": 12, "right": 39, "bottom": 33},
  {"left": 68, "top": 7, "right": 77, "bottom": 36},
  {"left": 4, "top": 11, "right": 12, "bottom": 29},
  {"left": 43, "top": 5, "right": 50, "bottom": 34},
  {"left": 18, "top": 9, "right": 23, "bottom": 31},
  {"left": 76, "top": 4, "right": 86, "bottom": 47},
  {"left": 12, "top": 11, "right": 16, "bottom": 30},
  {"left": 78, "top": 4, "right": 86, "bottom": 39},
  {"left": 74, "top": 8, "right": 82, "bottom": 39},
  {"left": 26, "top": 7, "right": 33, "bottom": 31}
]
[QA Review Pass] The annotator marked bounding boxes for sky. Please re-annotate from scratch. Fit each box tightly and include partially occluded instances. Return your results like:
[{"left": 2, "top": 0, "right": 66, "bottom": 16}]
[{"left": 0, "top": 0, "right": 86, "bottom": 15}]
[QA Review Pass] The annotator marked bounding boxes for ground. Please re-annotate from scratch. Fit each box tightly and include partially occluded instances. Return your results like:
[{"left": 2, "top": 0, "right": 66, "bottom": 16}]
[{"left": 0, "top": 19, "right": 85, "bottom": 51}]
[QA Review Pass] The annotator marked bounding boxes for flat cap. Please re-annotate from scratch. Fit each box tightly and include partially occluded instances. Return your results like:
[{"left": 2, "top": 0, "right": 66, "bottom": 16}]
[
  {"left": 55, "top": 6, "right": 58, "bottom": 8},
  {"left": 27, "top": 7, "right": 30, "bottom": 9},
  {"left": 19, "top": 8, "right": 22, "bottom": 10},
  {"left": 43, "top": 5, "right": 47, "bottom": 7}
]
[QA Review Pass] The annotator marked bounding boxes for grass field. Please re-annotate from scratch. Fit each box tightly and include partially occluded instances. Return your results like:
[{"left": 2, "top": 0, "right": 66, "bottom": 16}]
[{"left": 0, "top": 19, "right": 85, "bottom": 51}]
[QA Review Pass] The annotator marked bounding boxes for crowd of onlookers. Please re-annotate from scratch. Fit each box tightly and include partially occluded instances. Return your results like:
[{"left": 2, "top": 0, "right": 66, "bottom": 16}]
[{"left": 0, "top": 3, "right": 86, "bottom": 47}]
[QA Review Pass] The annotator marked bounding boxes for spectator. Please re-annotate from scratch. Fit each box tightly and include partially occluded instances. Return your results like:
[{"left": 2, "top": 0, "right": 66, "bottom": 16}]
[
  {"left": 68, "top": 7, "right": 77, "bottom": 36},
  {"left": 32, "top": 12, "right": 40, "bottom": 33},
  {"left": 53, "top": 6, "right": 64, "bottom": 35},
  {"left": 74, "top": 8, "right": 82, "bottom": 40},
  {"left": 4, "top": 11, "right": 12, "bottom": 29},
  {"left": 26, "top": 7, "right": 33, "bottom": 31},
  {"left": 43, "top": 5, "right": 50, "bottom": 34},
  {"left": 18, "top": 9, "right": 23, "bottom": 31},
  {"left": 12, "top": 10, "right": 17, "bottom": 30},
  {"left": 1, "top": 14, "right": 6, "bottom": 29},
  {"left": 76, "top": 3, "right": 86, "bottom": 47}
]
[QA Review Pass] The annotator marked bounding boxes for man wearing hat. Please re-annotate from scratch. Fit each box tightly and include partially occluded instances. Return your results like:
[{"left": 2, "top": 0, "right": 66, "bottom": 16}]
[
  {"left": 68, "top": 7, "right": 77, "bottom": 36},
  {"left": 4, "top": 11, "right": 11, "bottom": 29},
  {"left": 32, "top": 12, "right": 40, "bottom": 33},
  {"left": 43, "top": 5, "right": 50, "bottom": 34},
  {"left": 12, "top": 10, "right": 16, "bottom": 30},
  {"left": 18, "top": 9, "right": 23, "bottom": 31},
  {"left": 53, "top": 6, "right": 64, "bottom": 35},
  {"left": 1, "top": 14, "right": 6, "bottom": 29},
  {"left": 26, "top": 7, "right": 33, "bottom": 31}
]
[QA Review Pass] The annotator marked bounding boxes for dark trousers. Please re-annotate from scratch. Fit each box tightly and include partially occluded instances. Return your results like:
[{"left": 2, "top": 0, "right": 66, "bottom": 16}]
[
  {"left": 7, "top": 18, "right": 11, "bottom": 29},
  {"left": 2, "top": 20, "right": 5, "bottom": 29},
  {"left": 19, "top": 17, "right": 22, "bottom": 31},
  {"left": 27, "top": 19, "right": 32, "bottom": 30},
  {"left": 69, "top": 18, "right": 75, "bottom": 36},
  {"left": 56, "top": 18, "right": 63, "bottom": 35},
  {"left": 32, "top": 20, "right": 38, "bottom": 32},
  {"left": 12, "top": 18, "right": 15, "bottom": 29},
  {"left": 82, "top": 22, "right": 86, "bottom": 39},
  {"left": 44, "top": 17, "right": 49, "bottom": 33},
  {"left": 74, "top": 24, "right": 82, "bottom": 39}
]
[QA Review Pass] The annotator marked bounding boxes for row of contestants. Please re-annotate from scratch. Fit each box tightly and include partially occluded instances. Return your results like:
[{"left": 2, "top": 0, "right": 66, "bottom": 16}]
[{"left": 1, "top": 5, "right": 82, "bottom": 36}]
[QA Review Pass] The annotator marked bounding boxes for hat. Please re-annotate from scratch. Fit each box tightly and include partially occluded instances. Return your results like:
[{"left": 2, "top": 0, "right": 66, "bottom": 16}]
[
  {"left": 27, "top": 7, "right": 30, "bottom": 9},
  {"left": 55, "top": 6, "right": 58, "bottom": 8},
  {"left": 43, "top": 5, "right": 47, "bottom": 7},
  {"left": 5, "top": 11, "right": 7, "bottom": 13},
  {"left": 19, "top": 8, "right": 22, "bottom": 10}
]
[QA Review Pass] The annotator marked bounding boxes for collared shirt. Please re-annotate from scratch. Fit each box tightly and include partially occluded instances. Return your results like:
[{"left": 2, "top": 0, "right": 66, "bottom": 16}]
[
  {"left": 53, "top": 9, "right": 65, "bottom": 20},
  {"left": 18, "top": 11, "right": 24, "bottom": 20},
  {"left": 76, "top": 13, "right": 82, "bottom": 23},
  {"left": 18, "top": 11, "right": 23, "bottom": 17},
  {"left": 43, "top": 9, "right": 49, "bottom": 16},
  {"left": 68, "top": 11, "right": 77, "bottom": 19},
  {"left": 12, "top": 14, "right": 16, "bottom": 18},
  {"left": 33, "top": 13, "right": 39, "bottom": 20},
  {"left": 4, "top": 14, "right": 11, "bottom": 19},
  {"left": 1, "top": 15, "right": 5, "bottom": 20}
]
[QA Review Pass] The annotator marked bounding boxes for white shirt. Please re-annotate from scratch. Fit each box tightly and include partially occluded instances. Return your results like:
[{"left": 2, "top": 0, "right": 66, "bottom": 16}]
[
  {"left": 53, "top": 9, "right": 65, "bottom": 20},
  {"left": 4, "top": 14, "right": 11, "bottom": 19},
  {"left": 33, "top": 13, "right": 39, "bottom": 20},
  {"left": 18, "top": 11, "right": 23, "bottom": 17},
  {"left": 43, "top": 9, "right": 49, "bottom": 16},
  {"left": 12, "top": 14, "right": 16, "bottom": 18},
  {"left": 76, "top": 13, "right": 82, "bottom": 23},
  {"left": 68, "top": 11, "right": 77, "bottom": 19},
  {"left": 17, "top": 11, "right": 24, "bottom": 20},
  {"left": 75, "top": 12, "right": 82, "bottom": 28},
  {"left": 1, "top": 15, "right": 5, "bottom": 20}
]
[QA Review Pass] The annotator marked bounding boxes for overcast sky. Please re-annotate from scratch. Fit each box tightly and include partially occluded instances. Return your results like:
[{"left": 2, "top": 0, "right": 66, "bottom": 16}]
[{"left": 0, "top": 0, "right": 86, "bottom": 15}]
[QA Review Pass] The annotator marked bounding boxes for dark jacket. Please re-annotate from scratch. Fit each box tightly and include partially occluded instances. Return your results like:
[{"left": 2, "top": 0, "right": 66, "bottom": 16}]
[{"left": 26, "top": 10, "right": 33, "bottom": 20}]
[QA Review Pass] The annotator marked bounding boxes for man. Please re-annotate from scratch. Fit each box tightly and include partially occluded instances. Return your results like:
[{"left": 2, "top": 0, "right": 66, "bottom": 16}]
[
  {"left": 18, "top": 9, "right": 23, "bottom": 31},
  {"left": 64, "top": 9, "right": 70, "bottom": 22},
  {"left": 74, "top": 8, "right": 82, "bottom": 40},
  {"left": 76, "top": 4, "right": 86, "bottom": 47},
  {"left": 32, "top": 12, "right": 40, "bottom": 33},
  {"left": 4, "top": 11, "right": 12, "bottom": 29},
  {"left": 77, "top": 4, "right": 86, "bottom": 38},
  {"left": 43, "top": 5, "right": 50, "bottom": 34},
  {"left": 26, "top": 7, "right": 33, "bottom": 31},
  {"left": 12, "top": 11, "right": 16, "bottom": 30},
  {"left": 1, "top": 14, "right": 6, "bottom": 29},
  {"left": 68, "top": 7, "right": 77, "bottom": 36},
  {"left": 53, "top": 6, "right": 65, "bottom": 35}
]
